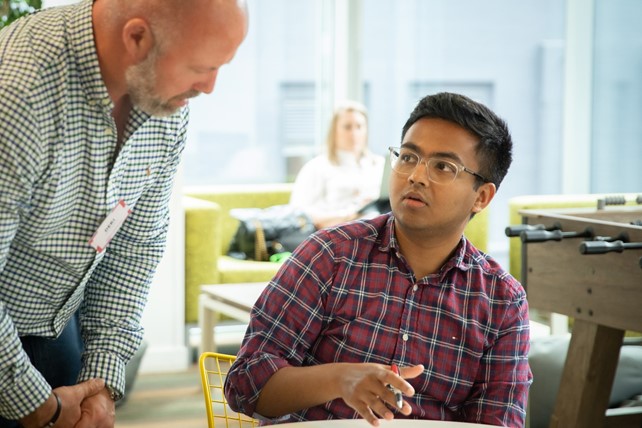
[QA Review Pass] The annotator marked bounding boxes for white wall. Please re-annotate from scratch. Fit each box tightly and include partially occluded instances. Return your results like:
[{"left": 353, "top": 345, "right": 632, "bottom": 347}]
[{"left": 138, "top": 168, "right": 188, "bottom": 373}]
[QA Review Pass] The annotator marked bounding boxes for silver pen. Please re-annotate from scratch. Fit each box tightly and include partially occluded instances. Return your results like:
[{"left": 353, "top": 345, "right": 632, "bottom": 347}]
[{"left": 390, "top": 364, "right": 403, "bottom": 409}]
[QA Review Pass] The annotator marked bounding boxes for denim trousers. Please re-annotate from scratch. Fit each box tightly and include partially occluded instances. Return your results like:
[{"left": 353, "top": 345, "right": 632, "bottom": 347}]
[{"left": 0, "top": 313, "right": 83, "bottom": 427}]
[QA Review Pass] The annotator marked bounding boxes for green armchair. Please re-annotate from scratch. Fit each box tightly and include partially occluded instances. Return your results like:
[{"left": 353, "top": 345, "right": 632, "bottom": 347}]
[
  {"left": 183, "top": 184, "right": 490, "bottom": 324},
  {"left": 183, "top": 183, "right": 293, "bottom": 324}
]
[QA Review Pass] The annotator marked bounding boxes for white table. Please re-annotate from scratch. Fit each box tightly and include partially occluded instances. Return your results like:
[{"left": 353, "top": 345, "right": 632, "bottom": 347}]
[
  {"left": 271, "top": 420, "right": 492, "bottom": 427},
  {"left": 198, "top": 282, "right": 267, "bottom": 354}
]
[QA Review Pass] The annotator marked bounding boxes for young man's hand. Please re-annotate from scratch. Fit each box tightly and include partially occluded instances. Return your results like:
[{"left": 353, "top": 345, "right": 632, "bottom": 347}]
[{"left": 339, "top": 363, "right": 424, "bottom": 426}]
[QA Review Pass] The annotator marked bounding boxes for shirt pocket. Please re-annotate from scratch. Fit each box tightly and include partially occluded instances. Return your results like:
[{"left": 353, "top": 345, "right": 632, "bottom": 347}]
[{"left": 114, "top": 141, "right": 167, "bottom": 205}]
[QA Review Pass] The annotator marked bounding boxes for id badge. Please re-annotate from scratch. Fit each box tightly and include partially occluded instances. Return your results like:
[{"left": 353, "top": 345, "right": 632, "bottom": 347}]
[{"left": 89, "top": 199, "right": 131, "bottom": 253}]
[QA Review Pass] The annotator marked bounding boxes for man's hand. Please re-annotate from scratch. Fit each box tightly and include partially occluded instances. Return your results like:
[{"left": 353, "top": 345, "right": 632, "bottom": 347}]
[
  {"left": 339, "top": 363, "right": 424, "bottom": 427},
  {"left": 74, "top": 386, "right": 116, "bottom": 428},
  {"left": 19, "top": 378, "right": 106, "bottom": 428}
]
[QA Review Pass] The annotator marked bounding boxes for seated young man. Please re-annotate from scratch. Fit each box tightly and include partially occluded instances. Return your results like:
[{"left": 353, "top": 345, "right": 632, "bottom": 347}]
[{"left": 224, "top": 92, "right": 532, "bottom": 427}]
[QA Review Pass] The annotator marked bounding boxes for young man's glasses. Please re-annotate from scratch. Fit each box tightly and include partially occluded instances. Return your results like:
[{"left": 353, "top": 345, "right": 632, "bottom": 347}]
[{"left": 388, "top": 146, "right": 490, "bottom": 185}]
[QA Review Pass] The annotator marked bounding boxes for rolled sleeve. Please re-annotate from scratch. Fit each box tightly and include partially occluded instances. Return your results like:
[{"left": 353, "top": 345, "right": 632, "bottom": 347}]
[{"left": 0, "top": 305, "right": 51, "bottom": 419}]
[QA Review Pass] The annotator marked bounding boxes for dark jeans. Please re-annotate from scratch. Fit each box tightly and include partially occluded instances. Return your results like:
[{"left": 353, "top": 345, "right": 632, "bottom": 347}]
[{"left": 0, "top": 314, "right": 83, "bottom": 427}]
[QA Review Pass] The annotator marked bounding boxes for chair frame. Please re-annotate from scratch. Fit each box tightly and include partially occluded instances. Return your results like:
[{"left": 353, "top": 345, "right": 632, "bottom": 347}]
[{"left": 199, "top": 352, "right": 258, "bottom": 427}]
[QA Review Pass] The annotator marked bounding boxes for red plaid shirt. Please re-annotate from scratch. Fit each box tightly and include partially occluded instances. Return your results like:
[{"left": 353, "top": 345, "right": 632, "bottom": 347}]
[{"left": 226, "top": 213, "right": 532, "bottom": 427}]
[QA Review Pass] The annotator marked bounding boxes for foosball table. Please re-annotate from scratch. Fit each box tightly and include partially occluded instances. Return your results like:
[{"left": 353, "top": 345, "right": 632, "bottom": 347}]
[{"left": 506, "top": 198, "right": 642, "bottom": 428}]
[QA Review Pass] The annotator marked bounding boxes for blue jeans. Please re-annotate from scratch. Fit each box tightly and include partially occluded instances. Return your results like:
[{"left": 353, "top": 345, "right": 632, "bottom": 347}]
[{"left": 0, "top": 314, "right": 83, "bottom": 427}]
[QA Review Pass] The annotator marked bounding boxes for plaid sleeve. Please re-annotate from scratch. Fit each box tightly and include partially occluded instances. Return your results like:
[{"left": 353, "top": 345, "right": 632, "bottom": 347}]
[
  {"left": 0, "top": 86, "right": 55, "bottom": 419},
  {"left": 225, "top": 231, "right": 337, "bottom": 417},
  {"left": 0, "top": 305, "right": 53, "bottom": 419},
  {"left": 460, "top": 287, "right": 532, "bottom": 427}
]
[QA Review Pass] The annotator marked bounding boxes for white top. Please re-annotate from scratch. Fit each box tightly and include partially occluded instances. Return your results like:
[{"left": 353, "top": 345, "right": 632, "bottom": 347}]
[{"left": 290, "top": 150, "right": 385, "bottom": 220}]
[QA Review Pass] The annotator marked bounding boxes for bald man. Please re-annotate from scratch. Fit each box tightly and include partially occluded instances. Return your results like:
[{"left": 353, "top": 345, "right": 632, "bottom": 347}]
[{"left": 0, "top": 1, "right": 247, "bottom": 426}]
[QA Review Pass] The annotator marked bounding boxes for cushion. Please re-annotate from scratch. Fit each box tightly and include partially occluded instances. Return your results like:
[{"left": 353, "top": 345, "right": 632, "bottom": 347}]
[{"left": 218, "top": 256, "right": 284, "bottom": 284}]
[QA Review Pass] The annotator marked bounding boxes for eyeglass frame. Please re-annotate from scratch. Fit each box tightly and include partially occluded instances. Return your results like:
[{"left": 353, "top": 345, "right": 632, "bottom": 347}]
[{"left": 388, "top": 146, "right": 491, "bottom": 185}]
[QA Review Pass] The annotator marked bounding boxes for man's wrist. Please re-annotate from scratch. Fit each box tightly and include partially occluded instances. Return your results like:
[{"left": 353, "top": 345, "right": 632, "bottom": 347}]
[
  {"left": 42, "top": 392, "right": 61, "bottom": 428},
  {"left": 105, "top": 385, "right": 120, "bottom": 402}
]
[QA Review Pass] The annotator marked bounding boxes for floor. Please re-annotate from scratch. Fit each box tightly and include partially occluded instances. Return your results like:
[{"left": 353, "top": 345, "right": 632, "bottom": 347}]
[
  {"left": 115, "top": 333, "right": 244, "bottom": 428},
  {"left": 115, "top": 363, "right": 206, "bottom": 428}
]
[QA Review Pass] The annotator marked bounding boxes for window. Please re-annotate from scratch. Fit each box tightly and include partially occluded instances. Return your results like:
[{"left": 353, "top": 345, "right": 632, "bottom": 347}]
[{"left": 591, "top": 0, "right": 642, "bottom": 192}]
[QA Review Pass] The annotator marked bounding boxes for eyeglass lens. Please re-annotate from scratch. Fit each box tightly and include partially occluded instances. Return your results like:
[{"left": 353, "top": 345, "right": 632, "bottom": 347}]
[{"left": 390, "top": 148, "right": 460, "bottom": 184}]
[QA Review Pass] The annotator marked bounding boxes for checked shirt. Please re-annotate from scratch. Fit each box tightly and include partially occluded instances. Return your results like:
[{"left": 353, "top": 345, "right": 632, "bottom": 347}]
[{"left": 0, "top": 0, "right": 188, "bottom": 419}]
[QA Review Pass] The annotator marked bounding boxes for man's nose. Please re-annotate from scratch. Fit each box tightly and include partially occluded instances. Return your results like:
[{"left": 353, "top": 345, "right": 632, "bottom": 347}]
[
  {"left": 196, "top": 70, "right": 219, "bottom": 94},
  {"left": 407, "top": 161, "right": 430, "bottom": 185}
]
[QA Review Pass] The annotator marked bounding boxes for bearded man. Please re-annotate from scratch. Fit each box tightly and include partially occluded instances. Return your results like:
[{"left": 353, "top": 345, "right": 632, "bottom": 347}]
[{"left": 0, "top": 1, "right": 248, "bottom": 426}]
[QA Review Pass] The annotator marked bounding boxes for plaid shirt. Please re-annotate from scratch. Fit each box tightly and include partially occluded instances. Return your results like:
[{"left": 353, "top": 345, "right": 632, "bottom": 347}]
[
  {"left": 226, "top": 214, "right": 532, "bottom": 427},
  {"left": 0, "top": 1, "right": 188, "bottom": 419}
]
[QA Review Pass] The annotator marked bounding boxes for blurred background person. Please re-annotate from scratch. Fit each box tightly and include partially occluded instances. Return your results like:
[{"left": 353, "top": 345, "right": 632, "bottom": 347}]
[{"left": 289, "top": 100, "right": 385, "bottom": 229}]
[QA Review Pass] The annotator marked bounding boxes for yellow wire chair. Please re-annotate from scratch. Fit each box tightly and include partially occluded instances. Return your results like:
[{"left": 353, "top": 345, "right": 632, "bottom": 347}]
[{"left": 199, "top": 352, "right": 258, "bottom": 428}]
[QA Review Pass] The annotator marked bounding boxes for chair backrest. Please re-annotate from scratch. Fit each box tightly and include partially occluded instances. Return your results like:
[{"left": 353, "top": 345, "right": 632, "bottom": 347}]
[{"left": 199, "top": 352, "right": 258, "bottom": 428}]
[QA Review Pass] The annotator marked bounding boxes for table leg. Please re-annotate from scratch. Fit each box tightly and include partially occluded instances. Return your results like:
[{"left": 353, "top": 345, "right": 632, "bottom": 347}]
[
  {"left": 548, "top": 319, "right": 625, "bottom": 428},
  {"left": 199, "top": 293, "right": 217, "bottom": 355}
]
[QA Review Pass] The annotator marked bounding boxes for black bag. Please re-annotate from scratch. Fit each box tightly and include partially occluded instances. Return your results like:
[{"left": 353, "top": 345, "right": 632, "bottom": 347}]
[{"left": 228, "top": 205, "right": 316, "bottom": 261}]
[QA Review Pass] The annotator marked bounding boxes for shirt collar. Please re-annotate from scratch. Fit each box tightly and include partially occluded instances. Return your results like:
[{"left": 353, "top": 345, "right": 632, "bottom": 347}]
[
  {"left": 442, "top": 236, "right": 478, "bottom": 273},
  {"left": 69, "top": 0, "right": 113, "bottom": 110},
  {"left": 380, "top": 214, "right": 487, "bottom": 275},
  {"left": 378, "top": 213, "right": 397, "bottom": 253}
]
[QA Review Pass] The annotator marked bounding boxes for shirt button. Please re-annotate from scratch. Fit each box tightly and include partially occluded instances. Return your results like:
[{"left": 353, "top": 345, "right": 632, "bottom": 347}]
[
  {"left": 102, "top": 98, "right": 111, "bottom": 106},
  {"left": 402, "top": 333, "right": 409, "bottom": 341},
  {"left": 104, "top": 127, "right": 113, "bottom": 136},
  {"left": 413, "top": 284, "right": 418, "bottom": 292}
]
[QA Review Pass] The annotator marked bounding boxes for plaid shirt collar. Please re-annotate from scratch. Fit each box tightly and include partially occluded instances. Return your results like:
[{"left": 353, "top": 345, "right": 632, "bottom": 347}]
[{"left": 380, "top": 213, "right": 486, "bottom": 277}]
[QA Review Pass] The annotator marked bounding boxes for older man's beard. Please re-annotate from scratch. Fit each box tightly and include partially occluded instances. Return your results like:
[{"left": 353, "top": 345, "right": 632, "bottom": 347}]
[{"left": 125, "top": 47, "right": 200, "bottom": 117}]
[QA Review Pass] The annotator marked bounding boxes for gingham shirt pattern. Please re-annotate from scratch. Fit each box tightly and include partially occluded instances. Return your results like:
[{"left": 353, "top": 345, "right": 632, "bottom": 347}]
[
  {"left": 0, "top": 1, "right": 188, "bottom": 419},
  {"left": 226, "top": 214, "right": 532, "bottom": 427}
]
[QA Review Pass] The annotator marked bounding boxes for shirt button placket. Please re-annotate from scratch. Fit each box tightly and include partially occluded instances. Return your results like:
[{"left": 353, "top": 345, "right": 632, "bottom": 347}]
[{"left": 401, "top": 282, "right": 417, "bottom": 344}]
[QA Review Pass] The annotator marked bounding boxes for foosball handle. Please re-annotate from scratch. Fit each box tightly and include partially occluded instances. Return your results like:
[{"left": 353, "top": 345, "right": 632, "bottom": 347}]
[
  {"left": 579, "top": 240, "right": 625, "bottom": 254},
  {"left": 504, "top": 224, "right": 547, "bottom": 237},
  {"left": 521, "top": 227, "right": 593, "bottom": 243},
  {"left": 580, "top": 240, "right": 642, "bottom": 254}
]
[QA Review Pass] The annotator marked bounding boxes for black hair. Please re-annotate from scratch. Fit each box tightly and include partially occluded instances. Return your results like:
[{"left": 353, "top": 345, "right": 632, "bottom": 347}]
[{"left": 401, "top": 92, "right": 513, "bottom": 189}]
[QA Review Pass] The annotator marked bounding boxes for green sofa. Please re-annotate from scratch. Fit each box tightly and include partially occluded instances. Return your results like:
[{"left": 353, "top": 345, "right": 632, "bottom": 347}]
[
  {"left": 182, "top": 184, "right": 490, "bottom": 324},
  {"left": 183, "top": 184, "right": 293, "bottom": 324}
]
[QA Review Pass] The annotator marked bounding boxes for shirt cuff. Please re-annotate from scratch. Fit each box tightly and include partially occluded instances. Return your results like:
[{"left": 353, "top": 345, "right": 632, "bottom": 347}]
[{"left": 77, "top": 351, "right": 126, "bottom": 401}]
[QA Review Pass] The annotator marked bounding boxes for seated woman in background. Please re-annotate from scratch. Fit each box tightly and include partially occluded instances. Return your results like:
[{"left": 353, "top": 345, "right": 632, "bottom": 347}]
[{"left": 289, "top": 100, "right": 385, "bottom": 229}]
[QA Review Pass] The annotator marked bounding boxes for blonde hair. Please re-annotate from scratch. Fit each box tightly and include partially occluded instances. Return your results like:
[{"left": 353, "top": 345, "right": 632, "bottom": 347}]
[{"left": 325, "top": 100, "right": 369, "bottom": 165}]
